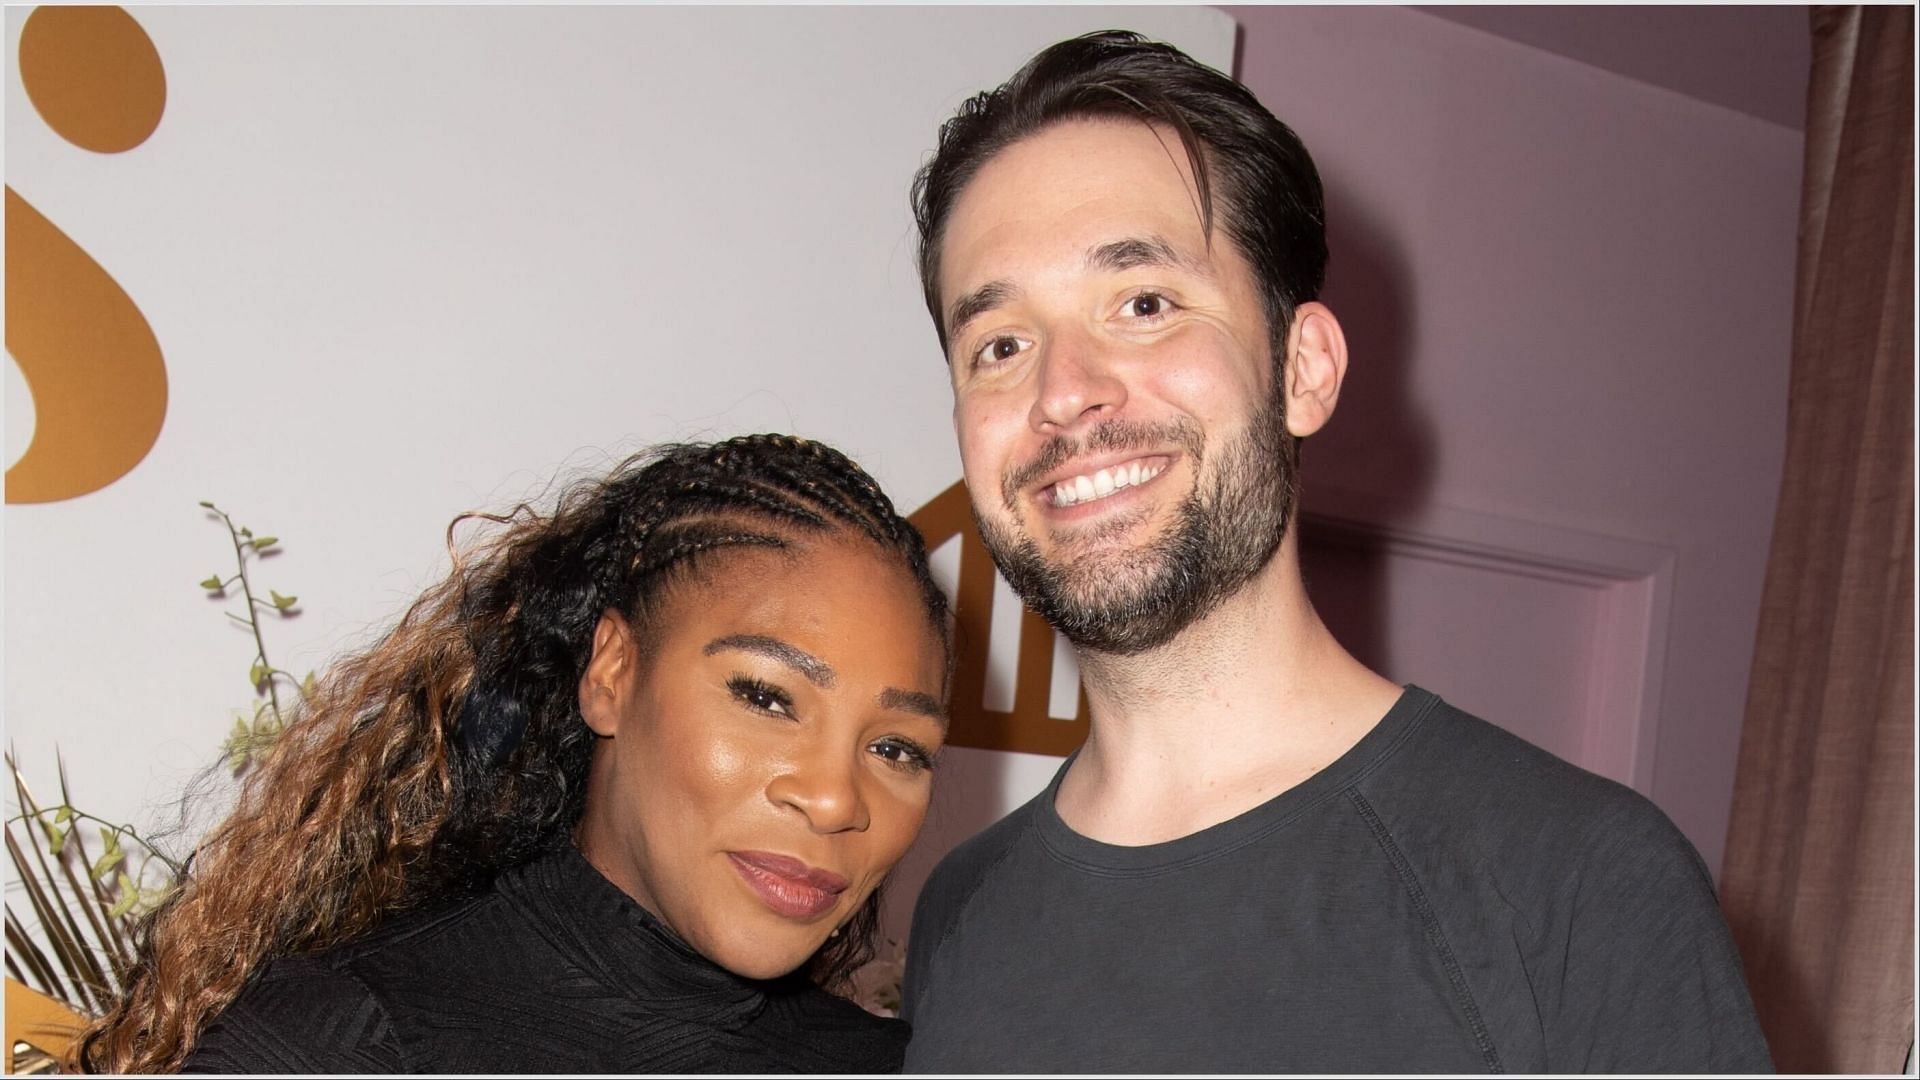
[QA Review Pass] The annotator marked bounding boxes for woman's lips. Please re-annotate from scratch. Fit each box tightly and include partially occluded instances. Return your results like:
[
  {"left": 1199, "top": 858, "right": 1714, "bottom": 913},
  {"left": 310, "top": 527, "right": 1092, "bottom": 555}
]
[{"left": 728, "top": 852, "right": 848, "bottom": 920}]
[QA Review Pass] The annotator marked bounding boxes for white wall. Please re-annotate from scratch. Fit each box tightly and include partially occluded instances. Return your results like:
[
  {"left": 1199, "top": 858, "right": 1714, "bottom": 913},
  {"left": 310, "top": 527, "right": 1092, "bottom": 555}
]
[
  {"left": 9, "top": 4, "right": 1798, "bottom": 957},
  {"left": 4, "top": 6, "right": 1231, "bottom": 872}
]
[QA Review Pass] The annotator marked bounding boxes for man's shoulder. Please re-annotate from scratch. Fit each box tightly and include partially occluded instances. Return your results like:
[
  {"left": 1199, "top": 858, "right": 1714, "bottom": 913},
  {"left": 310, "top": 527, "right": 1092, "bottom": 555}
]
[
  {"left": 900, "top": 786, "right": 1049, "bottom": 1022},
  {"left": 1367, "top": 691, "right": 1714, "bottom": 896},
  {"left": 916, "top": 787, "right": 1046, "bottom": 914}
]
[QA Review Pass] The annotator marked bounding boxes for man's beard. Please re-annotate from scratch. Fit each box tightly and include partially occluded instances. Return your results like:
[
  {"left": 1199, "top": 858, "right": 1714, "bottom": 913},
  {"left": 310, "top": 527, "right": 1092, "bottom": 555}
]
[{"left": 975, "top": 380, "right": 1299, "bottom": 657}]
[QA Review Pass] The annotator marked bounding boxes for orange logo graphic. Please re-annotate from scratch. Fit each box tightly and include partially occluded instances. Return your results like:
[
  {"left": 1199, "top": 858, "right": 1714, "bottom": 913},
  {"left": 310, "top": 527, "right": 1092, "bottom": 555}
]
[
  {"left": 7, "top": 6, "right": 169, "bottom": 504},
  {"left": 910, "top": 482, "right": 1089, "bottom": 756}
]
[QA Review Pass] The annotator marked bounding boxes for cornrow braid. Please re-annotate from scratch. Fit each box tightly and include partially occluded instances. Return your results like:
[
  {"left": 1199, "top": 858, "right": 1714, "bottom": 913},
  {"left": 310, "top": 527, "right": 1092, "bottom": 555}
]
[
  {"left": 630, "top": 527, "right": 789, "bottom": 580},
  {"left": 701, "top": 434, "right": 941, "bottom": 605},
  {"left": 78, "top": 434, "right": 949, "bottom": 1074}
]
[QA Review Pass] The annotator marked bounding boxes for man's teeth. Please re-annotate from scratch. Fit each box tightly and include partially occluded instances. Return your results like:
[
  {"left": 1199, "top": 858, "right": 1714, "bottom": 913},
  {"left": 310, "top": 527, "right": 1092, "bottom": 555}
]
[{"left": 1049, "top": 462, "right": 1163, "bottom": 508}]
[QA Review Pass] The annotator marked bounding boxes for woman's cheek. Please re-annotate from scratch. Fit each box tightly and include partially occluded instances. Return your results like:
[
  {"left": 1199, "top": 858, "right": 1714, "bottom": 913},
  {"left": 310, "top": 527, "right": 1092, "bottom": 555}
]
[{"left": 694, "top": 722, "right": 768, "bottom": 789}]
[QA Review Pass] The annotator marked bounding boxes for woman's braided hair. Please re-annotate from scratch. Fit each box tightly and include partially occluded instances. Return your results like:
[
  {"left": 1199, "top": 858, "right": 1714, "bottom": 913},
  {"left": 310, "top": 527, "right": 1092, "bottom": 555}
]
[{"left": 77, "top": 434, "right": 950, "bottom": 1073}]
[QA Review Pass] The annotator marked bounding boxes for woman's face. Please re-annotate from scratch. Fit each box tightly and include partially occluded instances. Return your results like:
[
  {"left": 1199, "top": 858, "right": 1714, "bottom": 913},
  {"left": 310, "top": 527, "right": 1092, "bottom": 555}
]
[{"left": 574, "top": 535, "right": 948, "bottom": 980}]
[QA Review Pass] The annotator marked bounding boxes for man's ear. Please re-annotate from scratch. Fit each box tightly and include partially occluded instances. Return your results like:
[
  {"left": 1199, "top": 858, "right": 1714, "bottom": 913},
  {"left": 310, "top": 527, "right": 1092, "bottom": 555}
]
[
  {"left": 1281, "top": 302, "right": 1349, "bottom": 438},
  {"left": 579, "top": 610, "right": 636, "bottom": 738}
]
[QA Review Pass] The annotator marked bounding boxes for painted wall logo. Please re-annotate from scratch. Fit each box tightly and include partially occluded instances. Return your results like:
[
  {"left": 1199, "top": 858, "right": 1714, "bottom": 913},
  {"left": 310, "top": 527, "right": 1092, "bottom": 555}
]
[
  {"left": 909, "top": 482, "right": 1089, "bottom": 757},
  {"left": 7, "top": 6, "right": 169, "bottom": 504}
]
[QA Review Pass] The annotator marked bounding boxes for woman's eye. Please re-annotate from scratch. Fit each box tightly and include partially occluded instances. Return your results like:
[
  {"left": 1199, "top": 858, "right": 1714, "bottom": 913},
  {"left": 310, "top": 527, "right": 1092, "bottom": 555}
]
[
  {"left": 728, "top": 676, "right": 794, "bottom": 718},
  {"left": 972, "top": 335, "right": 1031, "bottom": 368},
  {"left": 868, "top": 737, "right": 935, "bottom": 773}
]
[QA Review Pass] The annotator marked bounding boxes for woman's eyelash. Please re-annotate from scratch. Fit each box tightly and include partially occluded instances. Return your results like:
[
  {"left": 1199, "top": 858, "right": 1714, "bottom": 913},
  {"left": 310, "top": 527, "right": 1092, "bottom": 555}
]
[
  {"left": 725, "top": 676, "right": 936, "bottom": 771},
  {"left": 871, "top": 737, "right": 937, "bottom": 773},
  {"left": 726, "top": 675, "right": 794, "bottom": 716}
]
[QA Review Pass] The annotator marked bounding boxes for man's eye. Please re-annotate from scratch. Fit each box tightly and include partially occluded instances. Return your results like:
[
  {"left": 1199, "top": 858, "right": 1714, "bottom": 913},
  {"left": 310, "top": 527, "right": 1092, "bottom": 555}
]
[
  {"left": 1127, "top": 293, "right": 1169, "bottom": 318},
  {"left": 972, "top": 335, "right": 1031, "bottom": 368}
]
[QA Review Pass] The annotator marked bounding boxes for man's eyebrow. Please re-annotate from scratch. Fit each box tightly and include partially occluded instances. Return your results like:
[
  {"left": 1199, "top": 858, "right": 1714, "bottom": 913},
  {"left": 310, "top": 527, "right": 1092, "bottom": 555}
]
[
  {"left": 945, "top": 280, "right": 1019, "bottom": 342},
  {"left": 704, "top": 635, "right": 835, "bottom": 688},
  {"left": 1087, "top": 235, "right": 1195, "bottom": 274},
  {"left": 879, "top": 687, "right": 947, "bottom": 725}
]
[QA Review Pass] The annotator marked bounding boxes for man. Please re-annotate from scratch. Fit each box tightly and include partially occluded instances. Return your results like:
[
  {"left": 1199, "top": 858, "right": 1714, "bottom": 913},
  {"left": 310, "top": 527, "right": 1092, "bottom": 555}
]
[{"left": 899, "top": 31, "right": 1771, "bottom": 1073}]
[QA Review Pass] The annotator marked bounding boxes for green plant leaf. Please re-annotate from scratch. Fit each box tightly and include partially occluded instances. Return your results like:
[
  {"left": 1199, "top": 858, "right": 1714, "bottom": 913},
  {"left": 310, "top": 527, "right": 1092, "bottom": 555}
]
[
  {"left": 199, "top": 575, "right": 224, "bottom": 590},
  {"left": 90, "top": 848, "right": 121, "bottom": 883},
  {"left": 249, "top": 661, "right": 267, "bottom": 686},
  {"left": 53, "top": 806, "right": 72, "bottom": 824},
  {"left": 240, "top": 527, "right": 253, "bottom": 538},
  {"left": 300, "top": 671, "right": 317, "bottom": 697},
  {"left": 251, "top": 536, "right": 279, "bottom": 551},
  {"left": 46, "top": 822, "right": 68, "bottom": 856},
  {"left": 198, "top": 500, "right": 215, "bottom": 509},
  {"left": 108, "top": 873, "right": 139, "bottom": 919},
  {"left": 270, "top": 591, "right": 298, "bottom": 611}
]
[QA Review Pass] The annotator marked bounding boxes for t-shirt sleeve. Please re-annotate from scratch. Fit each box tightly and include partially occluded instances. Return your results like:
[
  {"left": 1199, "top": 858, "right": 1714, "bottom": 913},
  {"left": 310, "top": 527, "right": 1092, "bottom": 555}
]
[
  {"left": 901, "top": 856, "right": 962, "bottom": 1026},
  {"left": 180, "top": 957, "right": 408, "bottom": 1074},
  {"left": 900, "top": 808, "right": 1029, "bottom": 1027},
  {"left": 1543, "top": 797, "right": 1774, "bottom": 1073}
]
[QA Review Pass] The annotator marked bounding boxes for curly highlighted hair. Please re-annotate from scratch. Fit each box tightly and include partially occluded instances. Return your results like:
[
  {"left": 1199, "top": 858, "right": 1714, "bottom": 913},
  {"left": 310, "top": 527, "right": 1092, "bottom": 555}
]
[{"left": 76, "top": 434, "right": 950, "bottom": 1073}]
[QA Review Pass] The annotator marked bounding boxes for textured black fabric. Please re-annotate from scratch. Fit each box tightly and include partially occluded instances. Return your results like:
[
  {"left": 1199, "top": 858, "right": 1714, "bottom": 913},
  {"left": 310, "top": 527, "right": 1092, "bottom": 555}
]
[
  {"left": 182, "top": 846, "right": 906, "bottom": 1073},
  {"left": 902, "top": 687, "right": 1773, "bottom": 1074}
]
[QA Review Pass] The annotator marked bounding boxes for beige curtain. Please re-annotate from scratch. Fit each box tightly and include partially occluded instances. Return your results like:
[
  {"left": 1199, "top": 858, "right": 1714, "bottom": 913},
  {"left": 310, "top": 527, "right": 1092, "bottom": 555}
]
[{"left": 1720, "top": 5, "right": 1915, "bottom": 1074}]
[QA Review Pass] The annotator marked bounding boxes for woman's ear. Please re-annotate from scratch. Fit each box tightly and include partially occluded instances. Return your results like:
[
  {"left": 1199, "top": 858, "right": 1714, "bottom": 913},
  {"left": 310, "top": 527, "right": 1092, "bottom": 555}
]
[
  {"left": 579, "top": 610, "right": 635, "bottom": 737},
  {"left": 1282, "top": 301, "right": 1349, "bottom": 438}
]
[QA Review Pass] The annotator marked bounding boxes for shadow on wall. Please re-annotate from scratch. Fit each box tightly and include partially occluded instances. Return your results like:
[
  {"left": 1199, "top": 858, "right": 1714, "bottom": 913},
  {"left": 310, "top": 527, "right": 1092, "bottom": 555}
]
[{"left": 1297, "top": 173, "right": 1435, "bottom": 679}]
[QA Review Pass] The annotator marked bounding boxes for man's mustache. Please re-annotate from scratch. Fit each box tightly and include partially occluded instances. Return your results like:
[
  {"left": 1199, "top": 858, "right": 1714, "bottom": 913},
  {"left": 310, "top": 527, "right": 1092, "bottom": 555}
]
[{"left": 1000, "top": 418, "right": 1205, "bottom": 510}]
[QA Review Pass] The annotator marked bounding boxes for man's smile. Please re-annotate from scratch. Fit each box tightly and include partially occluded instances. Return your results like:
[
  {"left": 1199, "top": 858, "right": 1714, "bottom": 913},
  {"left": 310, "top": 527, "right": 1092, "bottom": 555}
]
[{"left": 1041, "top": 454, "right": 1171, "bottom": 509}]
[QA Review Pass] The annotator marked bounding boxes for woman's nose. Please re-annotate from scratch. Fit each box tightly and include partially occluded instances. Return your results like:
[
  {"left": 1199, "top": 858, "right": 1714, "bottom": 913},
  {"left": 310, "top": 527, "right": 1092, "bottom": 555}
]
[{"left": 765, "top": 753, "right": 871, "bottom": 834}]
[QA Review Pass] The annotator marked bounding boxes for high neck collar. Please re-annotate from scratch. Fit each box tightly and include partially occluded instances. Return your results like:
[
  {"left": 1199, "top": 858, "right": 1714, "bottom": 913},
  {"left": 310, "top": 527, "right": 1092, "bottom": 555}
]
[{"left": 494, "top": 844, "right": 783, "bottom": 1029}]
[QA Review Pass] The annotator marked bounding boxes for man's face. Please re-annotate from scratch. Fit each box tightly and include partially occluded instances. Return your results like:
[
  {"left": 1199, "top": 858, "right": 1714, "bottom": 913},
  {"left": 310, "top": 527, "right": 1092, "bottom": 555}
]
[{"left": 937, "top": 118, "right": 1297, "bottom": 655}]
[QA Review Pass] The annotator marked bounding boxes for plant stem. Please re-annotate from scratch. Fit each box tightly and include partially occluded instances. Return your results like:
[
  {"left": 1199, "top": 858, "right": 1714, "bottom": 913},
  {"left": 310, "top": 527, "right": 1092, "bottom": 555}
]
[
  {"left": 0, "top": 810, "right": 182, "bottom": 879},
  {"left": 210, "top": 506, "right": 284, "bottom": 730}
]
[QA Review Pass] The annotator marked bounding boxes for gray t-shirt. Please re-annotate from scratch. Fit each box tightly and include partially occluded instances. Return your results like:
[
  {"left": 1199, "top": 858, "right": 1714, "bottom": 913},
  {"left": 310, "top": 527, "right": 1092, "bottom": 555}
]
[{"left": 901, "top": 686, "right": 1771, "bottom": 1073}]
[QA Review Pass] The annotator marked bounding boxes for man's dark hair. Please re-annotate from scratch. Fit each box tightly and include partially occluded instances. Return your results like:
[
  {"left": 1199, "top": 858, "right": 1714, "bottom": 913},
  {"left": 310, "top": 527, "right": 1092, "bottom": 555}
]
[{"left": 911, "top": 29, "right": 1327, "bottom": 362}]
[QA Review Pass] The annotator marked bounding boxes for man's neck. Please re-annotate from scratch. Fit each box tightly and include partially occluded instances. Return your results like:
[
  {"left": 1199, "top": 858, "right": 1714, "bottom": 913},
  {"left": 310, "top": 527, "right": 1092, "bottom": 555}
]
[{"left": 1056, "top": 535, "right": 1403, "bottom": 846}]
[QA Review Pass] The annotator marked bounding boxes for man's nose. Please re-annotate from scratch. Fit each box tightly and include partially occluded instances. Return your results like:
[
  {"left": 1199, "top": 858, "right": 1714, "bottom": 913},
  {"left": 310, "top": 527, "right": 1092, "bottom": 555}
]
[
  {"left": 1028, "top": 328, "right": 1127, "bottom": 434},
  {"left": 766, "top": 750, "right": 871, "bottom": 835}
]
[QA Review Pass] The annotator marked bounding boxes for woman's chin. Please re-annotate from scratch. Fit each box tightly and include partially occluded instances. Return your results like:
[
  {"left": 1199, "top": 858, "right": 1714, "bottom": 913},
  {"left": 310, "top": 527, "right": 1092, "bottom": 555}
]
[{"left": 695, "top": 924, "right": 829, "bottom": 982}]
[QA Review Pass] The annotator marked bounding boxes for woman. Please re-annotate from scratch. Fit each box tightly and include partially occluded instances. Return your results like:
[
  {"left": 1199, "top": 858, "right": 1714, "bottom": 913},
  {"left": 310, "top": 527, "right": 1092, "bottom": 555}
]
[{"left": 78, "top": 434, "right": 953, "bottom": 1073}]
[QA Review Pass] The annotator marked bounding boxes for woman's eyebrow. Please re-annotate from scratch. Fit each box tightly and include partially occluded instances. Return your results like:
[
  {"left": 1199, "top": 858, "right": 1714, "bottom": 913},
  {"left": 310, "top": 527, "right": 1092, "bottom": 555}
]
[
  {"left": 703, "top": 634, "right": 835, "bottom": 688},
  {"left": 879, "top": 687, "right": 946, "bottom": 724}
]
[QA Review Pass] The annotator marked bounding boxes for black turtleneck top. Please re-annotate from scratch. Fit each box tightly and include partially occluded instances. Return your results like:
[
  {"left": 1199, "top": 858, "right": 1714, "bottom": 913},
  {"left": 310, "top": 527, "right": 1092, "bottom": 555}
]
[{"left": 180, "top": 846, "right": 908, "bottom": 1073}]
